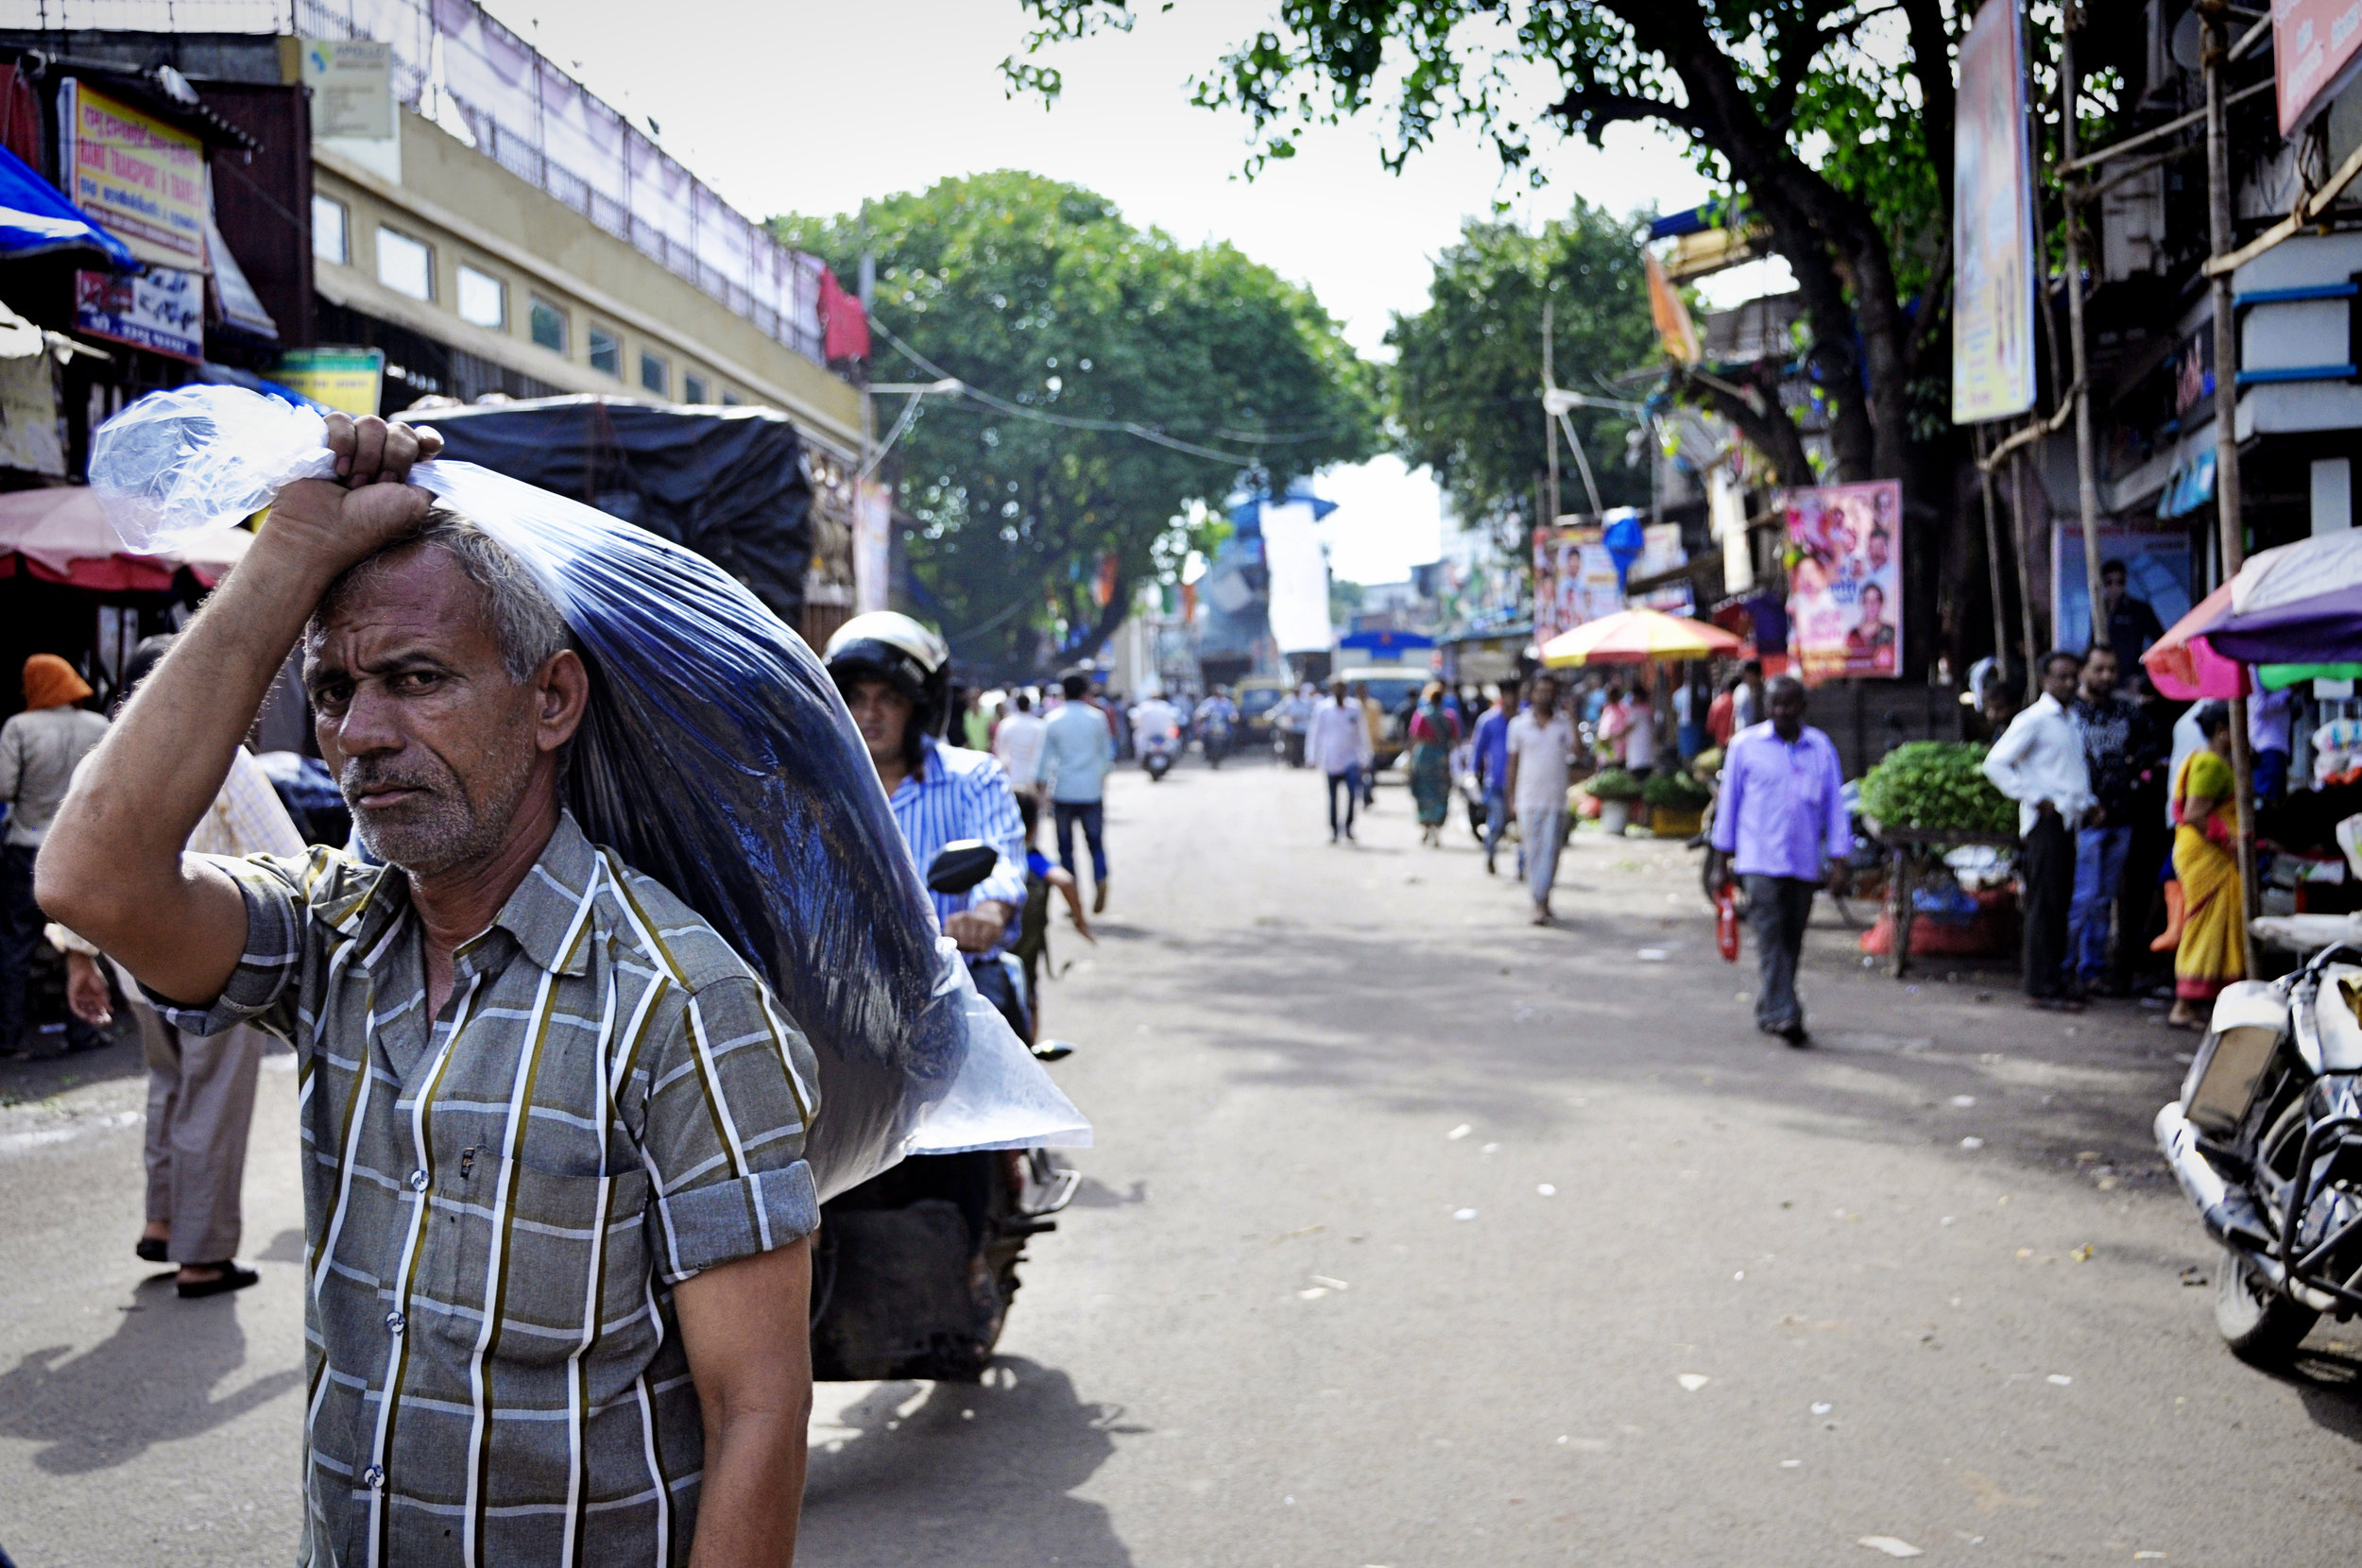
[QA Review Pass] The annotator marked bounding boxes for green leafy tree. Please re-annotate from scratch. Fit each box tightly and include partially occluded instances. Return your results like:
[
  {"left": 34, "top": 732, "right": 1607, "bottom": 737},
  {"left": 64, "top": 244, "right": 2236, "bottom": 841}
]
[
  {"left": 774, "top": 173, "right": 1379, "bottom": 672},
  {"left": 1389, "top": 198, "right": 1657, "bottom": 555},
  {"left": 1003, "top": 0, "right": 1971, "bottom": 491}
]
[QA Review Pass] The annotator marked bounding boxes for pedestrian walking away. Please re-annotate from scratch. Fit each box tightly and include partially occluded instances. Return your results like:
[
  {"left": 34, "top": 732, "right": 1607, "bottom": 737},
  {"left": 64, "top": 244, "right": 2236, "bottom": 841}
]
[
  {"left": 1504, "top": 673, "right": 1577, "bottom": 924},
  {"left": 1307, "top": 678, "right": 1374, "bottom": 842},
  {"left": 57, "top": 633, "right": 309, "bottom": 1299},
  {"left": 1705, "top": 675, "right": 1851, "bottom": 1046},
  {"left": 1983, "top": 649, "right": 2094, "bottom": 1010},
  {"left": 1407, "top": 682, "right": 1461, "bottom": 846},
  {"left": 2066, "top": 645, "right": 2159, "bottom": 997},
  {"left": 1472, "top": 684, "right": 1516, "bottom": 874},
  {"left": 1042, "top": 671, "right": 1119, "bottom": 912},
  {"left": 994, "top": 689, "right": 1051, "bottom": 805},
  {"left": 0, "top": 652, "right": 110, "bottom": 1056},
  {"left": 40, "top": 416, "right": 823, "bottom": 1566}
]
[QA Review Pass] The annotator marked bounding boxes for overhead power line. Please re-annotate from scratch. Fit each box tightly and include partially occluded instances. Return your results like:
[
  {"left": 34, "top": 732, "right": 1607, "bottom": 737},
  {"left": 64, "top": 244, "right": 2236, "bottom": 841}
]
[{"left": 871, "top": 321, "right": 1271, "bottom": 466}]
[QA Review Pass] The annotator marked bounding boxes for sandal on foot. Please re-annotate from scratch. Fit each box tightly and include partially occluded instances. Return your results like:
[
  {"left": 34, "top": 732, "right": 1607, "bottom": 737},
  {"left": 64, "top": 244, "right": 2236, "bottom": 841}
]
[{"left": 177, "top": 1263, "right": 259, "bottom": 1300}]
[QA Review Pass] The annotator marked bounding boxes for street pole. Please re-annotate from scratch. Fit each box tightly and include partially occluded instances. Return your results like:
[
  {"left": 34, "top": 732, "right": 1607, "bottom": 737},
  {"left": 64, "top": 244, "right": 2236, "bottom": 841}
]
[
  {"left": 1542, "top": 299, "right": 1561, "bottom": 524},
  {"left": 1976, "top": 423, "right": 2011, "bottom": 677},
  {"left": 2058, "top": 8, "right": 2109, "bottom": 649},
  {"left": 2011, "top": 439, "right": 2040, "bottom": 703},
  {"left": 2204, "top": 6, "right": 2261, "bottom": 977}
]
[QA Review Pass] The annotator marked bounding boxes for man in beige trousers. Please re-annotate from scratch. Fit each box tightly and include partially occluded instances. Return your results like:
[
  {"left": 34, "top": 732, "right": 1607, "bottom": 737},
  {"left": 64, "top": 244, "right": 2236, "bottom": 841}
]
[{"left": 59, "top": 634, "right": 307, "bottom": 1298}]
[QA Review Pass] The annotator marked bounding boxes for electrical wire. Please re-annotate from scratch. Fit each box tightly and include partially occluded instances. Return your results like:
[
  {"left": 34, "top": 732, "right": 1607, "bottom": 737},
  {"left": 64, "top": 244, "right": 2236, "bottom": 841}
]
[{"left": 873, "top": 321, "right": 1272, "bottom": 466}]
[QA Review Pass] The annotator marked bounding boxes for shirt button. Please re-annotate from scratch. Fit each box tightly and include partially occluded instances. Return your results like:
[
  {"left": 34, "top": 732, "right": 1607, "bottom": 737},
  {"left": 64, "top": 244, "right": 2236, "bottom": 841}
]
[
  {"left": 360, "top": 1464, "right": 385, "bottom": 1491},
  {"left": 408, "top": 1169, "right": 428, "bottom": 1192},
  {"left": 384, "top": 1310, "right": 405, "bottom": 1335}
]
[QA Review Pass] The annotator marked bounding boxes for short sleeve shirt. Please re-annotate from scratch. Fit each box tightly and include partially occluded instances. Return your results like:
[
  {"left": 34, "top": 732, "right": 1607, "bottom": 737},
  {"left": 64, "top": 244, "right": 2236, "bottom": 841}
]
[
  {"left": 153, "top": 811, "right": 820, "bottom": 1568},
  {"left": 1507, "top": 711, "right": 1576, "bottom": 816}
]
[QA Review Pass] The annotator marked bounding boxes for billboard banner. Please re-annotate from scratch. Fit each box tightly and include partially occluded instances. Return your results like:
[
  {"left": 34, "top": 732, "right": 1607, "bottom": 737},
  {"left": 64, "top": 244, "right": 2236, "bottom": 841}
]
[
  {"left": 1634, "top": 521, "right": 1693, "bottom": 613},
  {"left": 58, "top": 79, "right": 206, "bottom": 266},
  {"left": 275, "top": 348, "right": 385, "bottom": 415},
  {"left": 1783, "top": 481, "right": 1903, "bottom": 682},
  {"left": 2274, "top": 0, "right": 2362, "bottom": 135},
  {"left": 1532, "top": 523, "right": 1624, "bottom": 649},
  {"left": 1951, "top": 0, "right": 2038, "bottom": 424},
  {"left": 75, "top": 266, "right": 201, "bottom": 362}
]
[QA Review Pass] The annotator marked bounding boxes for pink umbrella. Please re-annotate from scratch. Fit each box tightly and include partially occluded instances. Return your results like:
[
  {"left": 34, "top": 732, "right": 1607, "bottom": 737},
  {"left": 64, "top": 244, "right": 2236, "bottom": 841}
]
[
  {"left": 2140, "top": 581, "right": 2248, "bottom": 700},
  {"left": 0, "top": 486, "right": 248, "bottom": 590}
]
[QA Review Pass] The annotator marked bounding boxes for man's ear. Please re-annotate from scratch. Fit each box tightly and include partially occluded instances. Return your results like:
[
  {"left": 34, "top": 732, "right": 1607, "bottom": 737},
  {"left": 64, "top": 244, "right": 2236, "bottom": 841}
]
[{"left": 535, "top": 649, "right": 590, "bottom": 752}]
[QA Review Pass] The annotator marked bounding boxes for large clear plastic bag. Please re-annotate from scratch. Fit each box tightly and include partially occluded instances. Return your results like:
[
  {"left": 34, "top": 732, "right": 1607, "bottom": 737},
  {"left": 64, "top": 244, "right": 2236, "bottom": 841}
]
[{"left": 91, "top": 386, "right": 1088, "bottom": 1196}]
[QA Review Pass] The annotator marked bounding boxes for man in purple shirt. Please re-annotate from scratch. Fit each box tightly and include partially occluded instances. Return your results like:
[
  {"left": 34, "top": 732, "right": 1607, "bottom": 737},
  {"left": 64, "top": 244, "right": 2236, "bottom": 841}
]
[{"left": 1705, "top": 676, "right": 1852, "bottom": 1046}]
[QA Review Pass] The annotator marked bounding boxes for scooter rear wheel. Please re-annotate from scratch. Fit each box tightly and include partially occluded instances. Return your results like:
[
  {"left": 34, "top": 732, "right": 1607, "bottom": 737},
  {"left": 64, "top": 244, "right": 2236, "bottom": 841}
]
[{"left": 2214, "top": 1244, "right": 2319, "bottom": 1365}]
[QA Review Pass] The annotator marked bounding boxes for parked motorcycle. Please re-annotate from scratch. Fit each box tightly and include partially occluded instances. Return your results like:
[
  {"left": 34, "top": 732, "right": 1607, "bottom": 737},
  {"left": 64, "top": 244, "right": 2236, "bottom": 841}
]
[
  {"left": 2154, "top": 939, "right": 2362, "bottom": 1363},
  {"left": 807, "top": 841, "right": 1080, "bottom": 1381}
]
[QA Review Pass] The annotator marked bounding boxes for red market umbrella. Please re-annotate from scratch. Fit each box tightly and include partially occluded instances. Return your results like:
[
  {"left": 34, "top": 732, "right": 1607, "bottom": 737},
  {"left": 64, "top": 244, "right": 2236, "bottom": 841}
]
[
  {"left": 2140, "top": 581, "right": 2247, "bottom": 700},
  {"left": 0, "top": 486, "right": 248, "bottom": 590}
]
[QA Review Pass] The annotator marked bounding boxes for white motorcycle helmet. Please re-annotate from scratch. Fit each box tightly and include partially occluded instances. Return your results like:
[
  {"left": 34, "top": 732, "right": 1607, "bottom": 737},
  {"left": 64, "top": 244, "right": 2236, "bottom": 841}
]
[{"left": 824, "top": 611, "right": 954, "bottom": 737}]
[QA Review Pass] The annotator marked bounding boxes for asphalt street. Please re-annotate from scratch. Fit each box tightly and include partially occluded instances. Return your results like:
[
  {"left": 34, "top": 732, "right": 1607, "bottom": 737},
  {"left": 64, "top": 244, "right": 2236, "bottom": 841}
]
[{"left": 4, "top": 754, "right": 2360, "bottom": 1565}]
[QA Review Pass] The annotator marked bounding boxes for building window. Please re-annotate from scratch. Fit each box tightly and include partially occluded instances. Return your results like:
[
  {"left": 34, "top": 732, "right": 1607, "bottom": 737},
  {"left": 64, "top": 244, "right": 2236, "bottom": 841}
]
[
  {"left": 529, "top": 297, "right": 568, "bottom": 353},
  {"left": 589, "top": 326, "right": 621, "bottom": 377},
  {"left": 640, "top": 350, "right": 668, "bottom": 396},
  {"left": 313, "top": 195, "right": 349, "bottom": 265},
  {"left": 376, "top": 226, "right": 434, "bottom": 301},
  {"left": 683, "top": 373, "right": 708, "bottom": 405},
  {"left": 721, "top": 390, "right": 743, "bottom": 406},
  {"left": 456, "top": 264, "right": 505, "bottom": 329}
]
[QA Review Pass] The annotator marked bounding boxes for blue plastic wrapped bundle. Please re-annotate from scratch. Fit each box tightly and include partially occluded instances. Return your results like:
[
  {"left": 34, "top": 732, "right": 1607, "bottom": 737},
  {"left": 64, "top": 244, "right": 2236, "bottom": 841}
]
[{"left": 91, "top": 386, "right": 1087, "bottom": 1197}]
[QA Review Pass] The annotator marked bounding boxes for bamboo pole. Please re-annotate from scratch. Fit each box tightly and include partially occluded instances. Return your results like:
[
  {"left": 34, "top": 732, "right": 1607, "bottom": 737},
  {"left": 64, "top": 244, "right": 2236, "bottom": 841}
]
[
  {"left": 2058, "top": 11, "right": 2109, "bottom": 651},
  {"left": 1977, "top": 423, "right": 2011, "bottom": 675},
  {"left": 2204, "top": 9, "right": 2261, "bottom": 980},
  {"left": 2010, "top": 441, "right": 2041, "bottom": 704}
]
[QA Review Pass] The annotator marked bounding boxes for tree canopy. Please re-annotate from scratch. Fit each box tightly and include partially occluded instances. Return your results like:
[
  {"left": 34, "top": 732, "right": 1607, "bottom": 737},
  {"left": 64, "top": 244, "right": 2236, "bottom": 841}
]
[
  {"left": 1389, "top": 198, "right": 1657, "bottom": 554},
  {"left": 773, "top": 172, "right": 1379, "bottom": 673},
  {"left": 1006, "top": 0, "right": 1969, "bottom": 492}
]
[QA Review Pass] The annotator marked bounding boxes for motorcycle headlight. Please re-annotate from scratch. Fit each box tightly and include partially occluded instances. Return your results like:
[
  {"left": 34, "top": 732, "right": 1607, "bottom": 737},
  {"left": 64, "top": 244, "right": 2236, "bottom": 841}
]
[{"left": 2185, "top": 1025, "right": 2285, "bottom": 1139}]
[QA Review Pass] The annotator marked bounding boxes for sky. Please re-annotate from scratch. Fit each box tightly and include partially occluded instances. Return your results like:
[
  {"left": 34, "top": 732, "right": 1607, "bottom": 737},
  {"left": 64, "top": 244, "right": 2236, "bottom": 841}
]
[{"left": 486, "top": 0, "right": 1754, "bottom": 583}]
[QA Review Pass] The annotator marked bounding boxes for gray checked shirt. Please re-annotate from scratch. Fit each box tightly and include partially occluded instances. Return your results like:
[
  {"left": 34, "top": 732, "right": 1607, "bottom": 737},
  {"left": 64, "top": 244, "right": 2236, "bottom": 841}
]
[{"left": 159, "top": 811, "right": 820, "bottom": 1568}]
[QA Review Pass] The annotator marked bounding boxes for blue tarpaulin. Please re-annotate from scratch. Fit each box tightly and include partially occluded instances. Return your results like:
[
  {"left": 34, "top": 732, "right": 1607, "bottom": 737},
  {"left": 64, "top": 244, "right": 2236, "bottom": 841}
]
[{"left": 0, "top": 143, "right": 136, "bottom": 269}]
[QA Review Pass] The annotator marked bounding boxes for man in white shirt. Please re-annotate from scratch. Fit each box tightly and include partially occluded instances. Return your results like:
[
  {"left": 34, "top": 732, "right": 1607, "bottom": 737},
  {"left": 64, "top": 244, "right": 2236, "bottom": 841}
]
[
  {"left": 993, "top": 690, "right": 1049, "bottom": 801},
  {"left": 1305, "top": 678, "right": 1375, "bottom": 842},
  {"left": 1982, "top": 649, "right": 2094, "bottom": 1010},
  {"left": 1622, "top": 688, "right": 1657, "bottom": 775},
  {"left": 1505, "top": 673, "right": 1579, "bottom": 924}
]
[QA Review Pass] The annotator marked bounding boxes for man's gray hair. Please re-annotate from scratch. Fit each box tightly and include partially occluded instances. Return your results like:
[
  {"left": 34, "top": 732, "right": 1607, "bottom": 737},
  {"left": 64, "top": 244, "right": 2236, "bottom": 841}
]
[{"left": 314, "top": 506, "right": 573, "bottom": 681}]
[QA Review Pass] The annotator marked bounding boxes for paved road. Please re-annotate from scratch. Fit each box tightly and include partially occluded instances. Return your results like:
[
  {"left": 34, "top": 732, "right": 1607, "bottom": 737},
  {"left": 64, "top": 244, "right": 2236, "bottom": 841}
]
[{"left": 5, "top": 758, "right": 2359, "bottom": 1565}]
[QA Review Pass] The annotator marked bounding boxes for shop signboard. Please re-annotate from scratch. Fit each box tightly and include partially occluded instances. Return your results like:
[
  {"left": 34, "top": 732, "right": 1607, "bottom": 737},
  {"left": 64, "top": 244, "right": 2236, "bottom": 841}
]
[
  {"left": 1951, "top": 0, "right": 2038, "bottom": 424},
  {"left": 74, "top": 266, "right": 201, "bottom": 361},
  {"left": 1783, "top": 480, "right": 1903, "bottom": 682},
  {"left": 2273, "top": 0, "right": 2362, "bottom": 135},
  {"left": 297, "top": 37, "right": 395, "bottom": 141},
  {"left": 2051, "top": 524, "right": 2193, "bottom": 658},
  {"left": 1632, "top": 521, "right": 1693, "bottom": 613},
  {"left": 58, "top": 79, "right": 206, "bottom": 266},
  {"left": 1532, "top": 522, "right": 1623, "bottom": 648},
  {"left": 274, "top": 348, "right": 385, "bottom": 416}
]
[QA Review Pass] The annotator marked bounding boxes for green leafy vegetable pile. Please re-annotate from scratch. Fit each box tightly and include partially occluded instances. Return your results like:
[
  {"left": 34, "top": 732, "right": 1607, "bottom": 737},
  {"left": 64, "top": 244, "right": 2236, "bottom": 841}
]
[
  {"left": 1857, "top": 741, "right": 2017, "bottom": 836},
  {"left": 1642, "top": 770, "right": 1714, "bottom": 809},
  {"left": 1583, "top": 766, "right": 1646, "bottom": 802}
]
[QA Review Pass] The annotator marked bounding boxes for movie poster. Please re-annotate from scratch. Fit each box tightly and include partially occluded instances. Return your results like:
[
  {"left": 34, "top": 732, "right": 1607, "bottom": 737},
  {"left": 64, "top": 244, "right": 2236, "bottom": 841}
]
[
  {"left": 1783, "top": 481, "right": 1903, "bottom": 682},
  {"left": 1950, "top": 0, "right": 2037, "bottom": 424},
  {"left": 1532, "top": 523, "right": 1624, "bottom": 649}
]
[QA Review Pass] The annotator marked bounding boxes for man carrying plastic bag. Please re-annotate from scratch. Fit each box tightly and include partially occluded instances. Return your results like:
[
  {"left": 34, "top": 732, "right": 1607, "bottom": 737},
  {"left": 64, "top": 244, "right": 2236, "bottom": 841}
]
[{"left": 44, "top": 414, "right": 821, "bottom": 1566}]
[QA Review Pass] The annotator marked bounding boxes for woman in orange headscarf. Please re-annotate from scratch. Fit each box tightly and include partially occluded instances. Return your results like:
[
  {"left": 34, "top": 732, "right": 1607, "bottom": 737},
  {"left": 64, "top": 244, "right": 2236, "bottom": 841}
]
[{"left": 0, "top": 652, "right": 107, "bottom": 1057}]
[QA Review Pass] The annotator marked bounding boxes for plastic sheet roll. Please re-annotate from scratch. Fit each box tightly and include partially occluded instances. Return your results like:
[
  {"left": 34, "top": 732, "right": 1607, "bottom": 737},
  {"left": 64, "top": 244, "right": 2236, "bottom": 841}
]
[{"left": 91, "top": 386, "right": 1087, "bottom": 1196}]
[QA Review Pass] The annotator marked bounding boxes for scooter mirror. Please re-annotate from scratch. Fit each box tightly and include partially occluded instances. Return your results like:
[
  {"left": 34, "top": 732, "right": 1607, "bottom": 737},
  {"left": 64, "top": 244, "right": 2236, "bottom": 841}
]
[{"left": 926, "top": 839, "right": 1001, "bottom": 895}]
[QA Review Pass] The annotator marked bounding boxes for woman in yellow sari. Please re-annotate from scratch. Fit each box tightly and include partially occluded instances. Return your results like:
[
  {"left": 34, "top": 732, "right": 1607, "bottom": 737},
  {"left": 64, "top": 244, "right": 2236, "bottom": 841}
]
[{"left": 2168, "top": 703, "right": 2244, "bottom": 1028}]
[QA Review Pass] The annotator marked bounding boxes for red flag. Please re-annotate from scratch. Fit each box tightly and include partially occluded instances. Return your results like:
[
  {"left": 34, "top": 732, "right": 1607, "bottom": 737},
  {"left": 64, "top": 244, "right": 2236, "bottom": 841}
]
[{"left": 818, "top": 268, "right": 870, "bottom": 363}]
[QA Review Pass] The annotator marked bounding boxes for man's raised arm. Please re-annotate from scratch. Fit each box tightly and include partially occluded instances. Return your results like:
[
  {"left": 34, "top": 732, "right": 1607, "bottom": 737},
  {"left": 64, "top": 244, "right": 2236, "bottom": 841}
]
[{"left": 39, "top": 416, "right": 439, "bottom": 1006}]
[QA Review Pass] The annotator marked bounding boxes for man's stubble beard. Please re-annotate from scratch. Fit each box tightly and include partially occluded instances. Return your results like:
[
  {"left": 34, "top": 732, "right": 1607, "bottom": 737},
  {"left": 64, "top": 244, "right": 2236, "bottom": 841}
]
[{"left": 344, "top": 742, "right": 534, "bottom": 877}]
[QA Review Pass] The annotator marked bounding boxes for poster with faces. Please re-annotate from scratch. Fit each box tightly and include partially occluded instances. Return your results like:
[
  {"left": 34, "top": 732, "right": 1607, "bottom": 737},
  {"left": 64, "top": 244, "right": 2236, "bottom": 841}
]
[{"left": 1784, "top": 480, "right": 1902, "bottom": 682}]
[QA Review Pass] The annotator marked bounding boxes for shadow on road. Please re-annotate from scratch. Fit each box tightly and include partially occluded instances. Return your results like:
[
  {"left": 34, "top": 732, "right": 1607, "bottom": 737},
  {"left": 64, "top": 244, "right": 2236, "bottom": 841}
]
[
  {"left": 0, "top": 1276, "right": 300, "bottom": 1474},
  {"left": 2275, "top": 1347, "right": 2362, "bottom": 1444},
  {"left": 801, "top": 1357, "right": 1135, "bottom": 1567}
]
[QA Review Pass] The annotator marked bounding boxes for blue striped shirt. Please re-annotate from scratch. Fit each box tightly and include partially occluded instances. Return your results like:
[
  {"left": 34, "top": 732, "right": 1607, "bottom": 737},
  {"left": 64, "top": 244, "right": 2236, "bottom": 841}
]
[{"left": 889, "top": 737, "right": 1029, "bottom": 946}]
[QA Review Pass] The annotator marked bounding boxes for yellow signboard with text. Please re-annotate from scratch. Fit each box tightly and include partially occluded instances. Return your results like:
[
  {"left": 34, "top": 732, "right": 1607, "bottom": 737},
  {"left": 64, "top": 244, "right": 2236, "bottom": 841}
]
[
  {"left": 59, "top": 79, "right": 205, "bottom": 266},
  {"left": 275, "top": 349, "right": 385, "bottom": 417}
]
